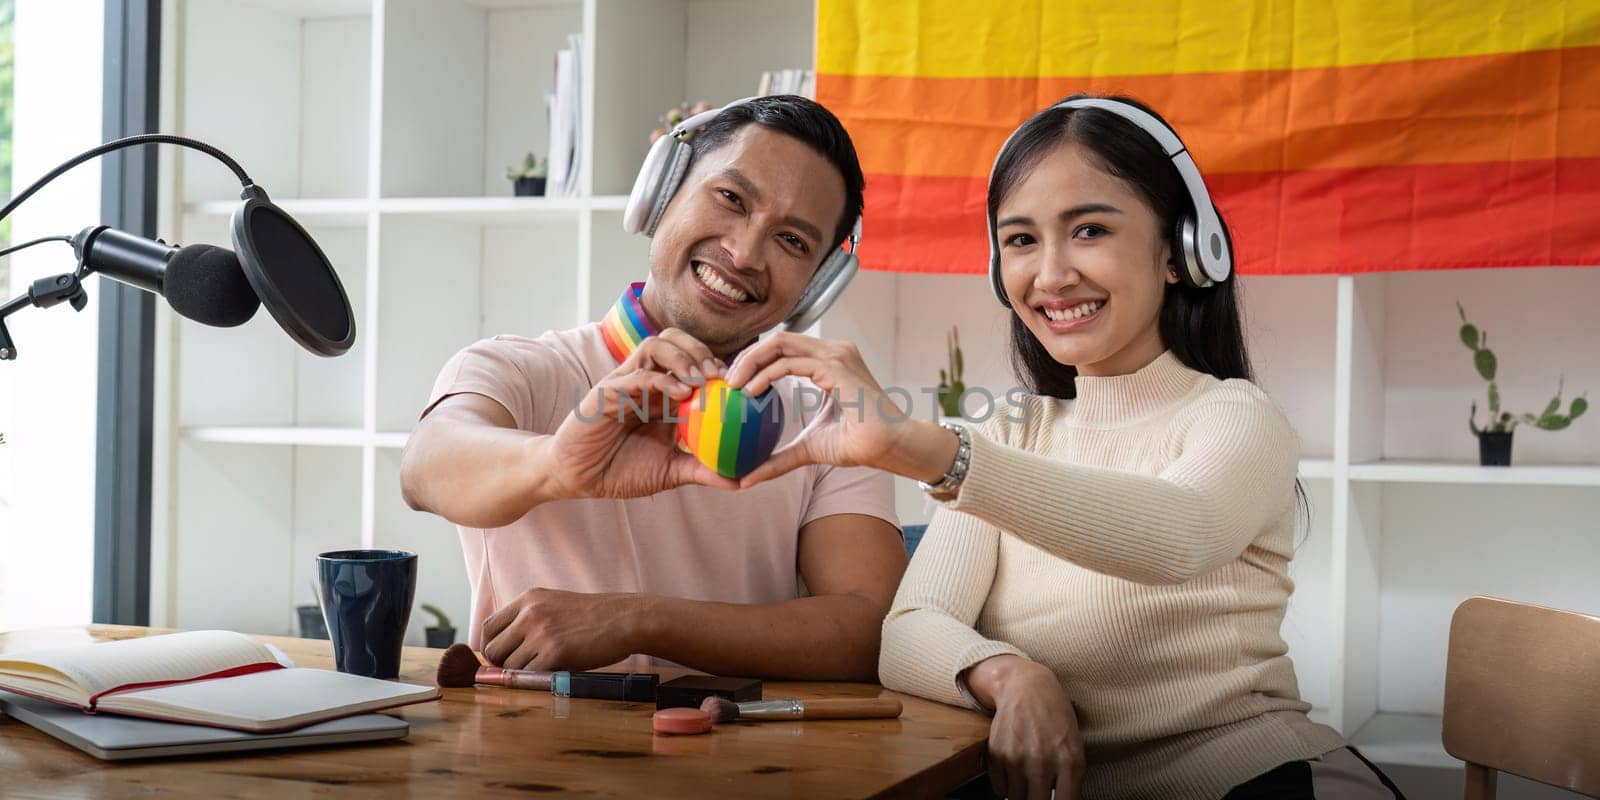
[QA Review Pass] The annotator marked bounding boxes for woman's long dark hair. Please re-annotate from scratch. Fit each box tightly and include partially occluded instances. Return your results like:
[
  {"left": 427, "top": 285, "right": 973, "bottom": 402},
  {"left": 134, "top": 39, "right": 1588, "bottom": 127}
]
[
  {"left": 991, "top": 94, "right": 1252, "bottom": 398},
  {"left": 993, "top": 94, "right": 1310, "bottom": 535}
]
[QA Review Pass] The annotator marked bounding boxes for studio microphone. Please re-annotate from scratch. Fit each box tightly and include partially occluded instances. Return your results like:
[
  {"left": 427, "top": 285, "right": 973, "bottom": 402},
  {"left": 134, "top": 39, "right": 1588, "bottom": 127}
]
[
  {"left": 0, "top": 134, "right": 356, "bottom": 361},
  {"left": 71, "top": 226, "right": 261, "bottom": 328}
]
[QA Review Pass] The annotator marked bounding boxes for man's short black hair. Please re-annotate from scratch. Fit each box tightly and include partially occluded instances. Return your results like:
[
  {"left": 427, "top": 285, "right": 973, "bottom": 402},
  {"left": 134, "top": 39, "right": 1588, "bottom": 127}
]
[{"left": 688, "top": 95, "right": 864, "bottom": 252}]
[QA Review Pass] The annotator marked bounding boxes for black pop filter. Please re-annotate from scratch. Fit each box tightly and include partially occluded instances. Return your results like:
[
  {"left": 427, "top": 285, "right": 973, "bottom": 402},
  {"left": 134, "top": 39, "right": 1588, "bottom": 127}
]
[{"left": 231, "top": 186, "right": 356, "bottom": 357}]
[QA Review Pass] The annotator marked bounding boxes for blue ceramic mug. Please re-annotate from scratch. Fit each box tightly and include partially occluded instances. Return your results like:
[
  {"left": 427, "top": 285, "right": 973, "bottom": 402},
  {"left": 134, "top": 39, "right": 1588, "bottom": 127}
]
[{"left": 316, "top": 549, "right": 417, "bottom": 679}]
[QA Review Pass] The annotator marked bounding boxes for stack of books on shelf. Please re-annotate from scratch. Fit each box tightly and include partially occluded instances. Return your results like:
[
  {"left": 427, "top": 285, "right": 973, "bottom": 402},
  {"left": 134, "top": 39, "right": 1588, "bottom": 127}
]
[
  {"left": 545, "top": 32, "right": 586, "bottom": 198},
  {"left": 757, "top": 68, "right": 815, "bottom": 99}
]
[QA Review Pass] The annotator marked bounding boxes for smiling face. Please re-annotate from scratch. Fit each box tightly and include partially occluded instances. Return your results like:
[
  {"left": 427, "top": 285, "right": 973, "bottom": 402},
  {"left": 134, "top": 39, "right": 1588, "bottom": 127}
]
[
  {"left": 639, "top": 124, "right": 846, "bottom": 356},
  {"left": 997, "top": 141, "right": 1178, "bottom": 377}
]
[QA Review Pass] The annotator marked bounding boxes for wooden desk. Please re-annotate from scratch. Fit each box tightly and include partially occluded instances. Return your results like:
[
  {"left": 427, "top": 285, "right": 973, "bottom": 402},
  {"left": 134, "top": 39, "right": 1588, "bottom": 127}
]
[{"left": 0, "top": 626, "right": 991, "bottom": 798}]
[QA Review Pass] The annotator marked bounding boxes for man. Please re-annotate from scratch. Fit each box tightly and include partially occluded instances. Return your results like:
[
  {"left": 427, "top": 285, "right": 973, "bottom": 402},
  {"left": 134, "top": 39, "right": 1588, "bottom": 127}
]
[{"left": 400, "top": 96, "right": 904, "bottom": 681}]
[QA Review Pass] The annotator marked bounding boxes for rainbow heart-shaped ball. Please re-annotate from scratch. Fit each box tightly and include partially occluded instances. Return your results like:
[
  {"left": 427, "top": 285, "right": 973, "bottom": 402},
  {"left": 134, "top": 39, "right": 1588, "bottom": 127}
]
[{"left": 675, "top": 378, "right": 786, "bottom": 479}]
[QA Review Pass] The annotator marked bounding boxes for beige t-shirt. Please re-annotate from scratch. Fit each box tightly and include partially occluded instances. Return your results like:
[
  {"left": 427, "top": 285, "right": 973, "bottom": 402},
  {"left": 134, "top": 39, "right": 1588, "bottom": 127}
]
[{"left": 423, "top": 324, "right": 899, "bottom": 650}]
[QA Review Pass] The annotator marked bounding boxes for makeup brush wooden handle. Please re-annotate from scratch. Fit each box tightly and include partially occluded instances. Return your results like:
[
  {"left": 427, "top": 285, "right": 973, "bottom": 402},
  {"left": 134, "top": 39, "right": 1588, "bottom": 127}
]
[{"left": 801, "top": 698, "right": 903, "bottom": 719}]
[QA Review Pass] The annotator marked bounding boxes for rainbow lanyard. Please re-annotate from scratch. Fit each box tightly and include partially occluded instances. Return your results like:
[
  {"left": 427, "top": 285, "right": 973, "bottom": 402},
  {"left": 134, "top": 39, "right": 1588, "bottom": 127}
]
[{"left": 600, "top": 282, "right": 660, "bottom": 363}]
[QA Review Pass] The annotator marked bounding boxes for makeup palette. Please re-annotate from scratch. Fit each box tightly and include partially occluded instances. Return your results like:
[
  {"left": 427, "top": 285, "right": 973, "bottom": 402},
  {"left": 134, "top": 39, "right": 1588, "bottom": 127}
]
[{"left": 655, "top": 675, "right": 763, "bottom": 710}]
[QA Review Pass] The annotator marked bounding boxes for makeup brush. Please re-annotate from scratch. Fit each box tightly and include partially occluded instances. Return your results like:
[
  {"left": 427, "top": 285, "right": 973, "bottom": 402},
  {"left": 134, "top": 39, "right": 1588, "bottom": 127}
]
[
  {"left": 435, "top": 643, "right": 659, "bottom": 701},
  {"left": 699, "top": 696, "right": 903, "bottom": 723},
  {"left": 437, "top": 643, "right": 552, "bottom": 690}
]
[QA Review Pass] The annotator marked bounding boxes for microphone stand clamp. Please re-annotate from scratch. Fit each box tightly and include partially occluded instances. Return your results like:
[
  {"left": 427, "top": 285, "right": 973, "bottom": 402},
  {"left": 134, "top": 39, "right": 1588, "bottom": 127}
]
[{"left": 0, "top": 271, "right": 91, "bottom": 360}]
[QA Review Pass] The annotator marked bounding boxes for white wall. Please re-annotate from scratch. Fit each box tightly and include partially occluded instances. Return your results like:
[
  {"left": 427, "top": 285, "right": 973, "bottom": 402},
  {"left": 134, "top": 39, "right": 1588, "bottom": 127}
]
[
  {"left": 0, "top": 0, "right": 103, "bottom": 630},
  {"left": 1377, "top": 482, "right": 1600, "bottom": 715}
]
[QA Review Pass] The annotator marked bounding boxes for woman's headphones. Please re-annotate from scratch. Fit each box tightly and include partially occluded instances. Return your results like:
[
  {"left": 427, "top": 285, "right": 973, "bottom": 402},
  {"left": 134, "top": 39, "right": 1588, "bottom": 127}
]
[
  {"left": 987, "top": 97, "right": 1232, "bottom": 306},
  {"left": 623, "top": 97, "right": 862, "bottom": 332}
]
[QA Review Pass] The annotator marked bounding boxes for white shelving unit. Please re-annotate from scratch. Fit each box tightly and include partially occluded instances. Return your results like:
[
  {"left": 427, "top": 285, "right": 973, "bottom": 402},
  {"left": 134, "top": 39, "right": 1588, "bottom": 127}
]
[
  {"left": 1348, "top": 461, "right": 1600, "bottom": 487},
  {"left": 153, "top": 0, "right": 1599, "bottom": 771},
  {"left": 153, "top": 0, "right": 816, "bottom": 647}
]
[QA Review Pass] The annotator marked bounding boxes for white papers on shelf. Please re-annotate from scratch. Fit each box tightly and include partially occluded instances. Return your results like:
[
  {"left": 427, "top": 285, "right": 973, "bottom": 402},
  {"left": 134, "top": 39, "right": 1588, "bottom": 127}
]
[{"left": 546, "top": 32, "right": 585, "bottom": 198}]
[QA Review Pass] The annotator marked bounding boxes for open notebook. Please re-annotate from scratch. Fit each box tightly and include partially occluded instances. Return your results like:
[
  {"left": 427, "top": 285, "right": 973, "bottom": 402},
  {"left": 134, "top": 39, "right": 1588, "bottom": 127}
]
[{"left": 0, "top": 630, "right": 438, "bottom": 733}]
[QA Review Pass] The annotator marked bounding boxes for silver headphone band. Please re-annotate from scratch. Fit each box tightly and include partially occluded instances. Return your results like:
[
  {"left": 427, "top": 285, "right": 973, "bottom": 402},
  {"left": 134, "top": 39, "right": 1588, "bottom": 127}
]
[
  {"left": 672, "top": 96, "right": 761, "bottom": 140},
  {"left": 1058, "top": 99, "right": 1222, "bottom": 236}
]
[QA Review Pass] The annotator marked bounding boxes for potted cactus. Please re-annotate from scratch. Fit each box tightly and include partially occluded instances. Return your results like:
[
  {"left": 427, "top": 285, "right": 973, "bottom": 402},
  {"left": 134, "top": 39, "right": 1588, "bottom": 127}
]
[
  {"left": 1458, "top": 303, "right": 1587, "bottom": 466},
  {"left": 421, "top": 603, "right": 456, "bottom": 648},
  {"left": 936, "top": 326, "right": 965, "bottom": 419},
  {"left": 506, "top": 152, "right": 547, "bottom": 197}
]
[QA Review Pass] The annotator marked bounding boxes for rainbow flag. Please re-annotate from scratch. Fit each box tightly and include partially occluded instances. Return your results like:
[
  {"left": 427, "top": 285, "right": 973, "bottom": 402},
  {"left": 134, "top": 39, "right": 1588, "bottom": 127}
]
[{"left": 817, "top": 1, "right": 1600, "bottom": 275}]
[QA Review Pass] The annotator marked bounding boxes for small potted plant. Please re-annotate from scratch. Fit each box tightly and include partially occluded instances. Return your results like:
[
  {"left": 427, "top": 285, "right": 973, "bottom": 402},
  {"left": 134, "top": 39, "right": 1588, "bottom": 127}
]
[
  {"left": 649, "top": 100, "right": 713, "bottom": 143},
  {"left": 936, "top": 326, "right": 965, "bottom": 419},
  {"left": 1458, "top": 303, "right": 1587, "bottom": 466},
  {"left": 505, "top": 152, "right": 547, "bottom": 197},
  {"left": 296, "top": 602, "right": 328, "bottom": 640},
  {"left": 421, "top": 603, "right": 456, "bottom": 648}
]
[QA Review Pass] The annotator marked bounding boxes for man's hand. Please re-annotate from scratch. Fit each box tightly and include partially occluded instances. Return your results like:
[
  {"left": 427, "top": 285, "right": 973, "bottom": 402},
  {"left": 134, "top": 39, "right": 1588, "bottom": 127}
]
[
  {"left": 545, "top": 328, "right": 738, "bottom": 500},
  {"left": 480, "top": 588, "right": 653, "bottom": 671}
]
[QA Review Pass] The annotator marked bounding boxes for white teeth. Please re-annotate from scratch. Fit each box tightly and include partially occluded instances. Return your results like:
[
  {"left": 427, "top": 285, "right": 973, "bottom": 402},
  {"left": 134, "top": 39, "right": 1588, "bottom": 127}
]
[
  {"left": 1043, "top": 300, "right": 1102, "bottom": 321},
  {"left": 694, "top": 263, "right": 750, "bottom": 302}
]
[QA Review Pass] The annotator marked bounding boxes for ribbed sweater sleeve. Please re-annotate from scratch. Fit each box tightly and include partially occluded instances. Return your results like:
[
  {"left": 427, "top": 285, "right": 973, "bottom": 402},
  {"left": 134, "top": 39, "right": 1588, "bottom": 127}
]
[
  {"left": 945, "top": 393, "right": 1298, "bottom": 585},
  {"left": 877, "top": 504, "right": 1026, "bottom": 707}
]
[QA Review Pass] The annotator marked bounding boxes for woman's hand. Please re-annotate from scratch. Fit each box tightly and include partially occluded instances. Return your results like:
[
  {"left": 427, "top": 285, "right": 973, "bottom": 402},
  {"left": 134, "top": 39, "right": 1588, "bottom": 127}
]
[
  {"left": 966, "top": 655, "right": 1086, "bottom": 800},
  {"left": 724, "top": 332, "right": 912, "bottom": 485}
]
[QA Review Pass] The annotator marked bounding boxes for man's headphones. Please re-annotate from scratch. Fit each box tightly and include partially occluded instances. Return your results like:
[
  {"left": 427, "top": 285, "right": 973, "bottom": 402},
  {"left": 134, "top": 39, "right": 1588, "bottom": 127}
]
[
  {"left": 623, "top": 97, "right": 862, "bottom": 332},
  {"left": 987, "top": 97, "right": 1232, "bottom": 306}
]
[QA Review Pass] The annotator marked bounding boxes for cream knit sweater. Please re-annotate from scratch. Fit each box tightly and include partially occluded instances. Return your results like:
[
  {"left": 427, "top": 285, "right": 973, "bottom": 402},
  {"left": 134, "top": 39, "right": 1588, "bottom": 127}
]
[{"left": 879, "top": 351, "right": 1346, "bottom": 799}]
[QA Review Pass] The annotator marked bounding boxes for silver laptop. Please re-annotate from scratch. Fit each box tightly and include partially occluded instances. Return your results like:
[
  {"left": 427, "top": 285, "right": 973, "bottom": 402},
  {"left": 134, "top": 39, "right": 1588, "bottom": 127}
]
[{"left": 0, "top": 691, "right": 409, "bottom": 760}]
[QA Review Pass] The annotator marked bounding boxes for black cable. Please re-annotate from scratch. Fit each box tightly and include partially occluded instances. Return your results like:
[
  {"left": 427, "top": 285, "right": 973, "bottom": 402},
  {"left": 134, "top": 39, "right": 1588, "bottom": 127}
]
[
  {"left": 0, "top": 234, "right": 74, "bottom": 260},
  {"left": 0, "top": 134, "right": 254, "bottom": 226}
]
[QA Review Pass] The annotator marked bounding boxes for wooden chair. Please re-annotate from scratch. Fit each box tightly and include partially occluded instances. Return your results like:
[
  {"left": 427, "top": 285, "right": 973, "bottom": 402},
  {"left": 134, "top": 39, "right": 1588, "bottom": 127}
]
[{"left": 1442, "top": 596, "right": 1600, "bottom": 799}]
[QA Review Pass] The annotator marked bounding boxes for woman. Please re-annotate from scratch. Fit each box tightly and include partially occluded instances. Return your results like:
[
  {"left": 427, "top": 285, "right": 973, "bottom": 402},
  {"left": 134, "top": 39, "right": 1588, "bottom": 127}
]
[{"left": 724, "top": 95, "right": 1405, "bottom": 799}]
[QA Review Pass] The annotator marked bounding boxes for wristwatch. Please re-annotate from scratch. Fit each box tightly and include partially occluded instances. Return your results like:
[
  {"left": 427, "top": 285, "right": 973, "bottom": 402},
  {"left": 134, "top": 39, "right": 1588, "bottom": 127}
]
[{"left": 919, "top": 421, "right": 972, "bottom": 498}]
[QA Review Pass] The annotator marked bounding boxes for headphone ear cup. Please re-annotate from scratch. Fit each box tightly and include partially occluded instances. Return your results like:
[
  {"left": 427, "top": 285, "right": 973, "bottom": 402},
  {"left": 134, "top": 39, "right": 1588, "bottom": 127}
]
[
  {"left": 624, "top": 135, "right": 686, "bottom": 235},
  {"left": 783, "top": 250, "right": 858, "bottom": 332},
  {"left": 1202, "top": 213, "right": 1234, "bottom": 284},
  {"left": 1176, "top": 215, "right": 1212, "bottom": 288},
  {"left": 644, "top": 144, "right": 695, "bottom": 237},
  {"left": 988, "top": 218, "right": 1011, "bottom": 308}
]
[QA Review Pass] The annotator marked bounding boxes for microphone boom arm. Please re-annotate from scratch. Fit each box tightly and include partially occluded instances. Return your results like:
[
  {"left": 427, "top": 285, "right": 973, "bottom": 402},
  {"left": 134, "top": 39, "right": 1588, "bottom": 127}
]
[
  {"left": 0, "top": 134, "right": 258, "bottom": 361},
  {"left": 0, "top": 134, "right": 254, "bottom": 227}
]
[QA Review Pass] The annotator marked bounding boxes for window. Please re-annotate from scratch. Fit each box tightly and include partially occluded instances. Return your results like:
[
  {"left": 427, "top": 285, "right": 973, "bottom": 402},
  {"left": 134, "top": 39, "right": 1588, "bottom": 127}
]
[
  {"left": 0, "top": 0, "right": 103, "bottom": 631},
  {"left": 0, "top": 0, "right": 16, "bottom": 627}
]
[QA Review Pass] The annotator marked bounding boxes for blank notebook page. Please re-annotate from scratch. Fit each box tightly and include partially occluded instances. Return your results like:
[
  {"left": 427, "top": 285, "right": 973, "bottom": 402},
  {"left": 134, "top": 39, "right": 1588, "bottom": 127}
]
[
  {"left": 0, "top": 631, "right": 277, "bottom": 701},
  {"left": 104, "top": 668, "right": 437, "bottom": 730}
]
